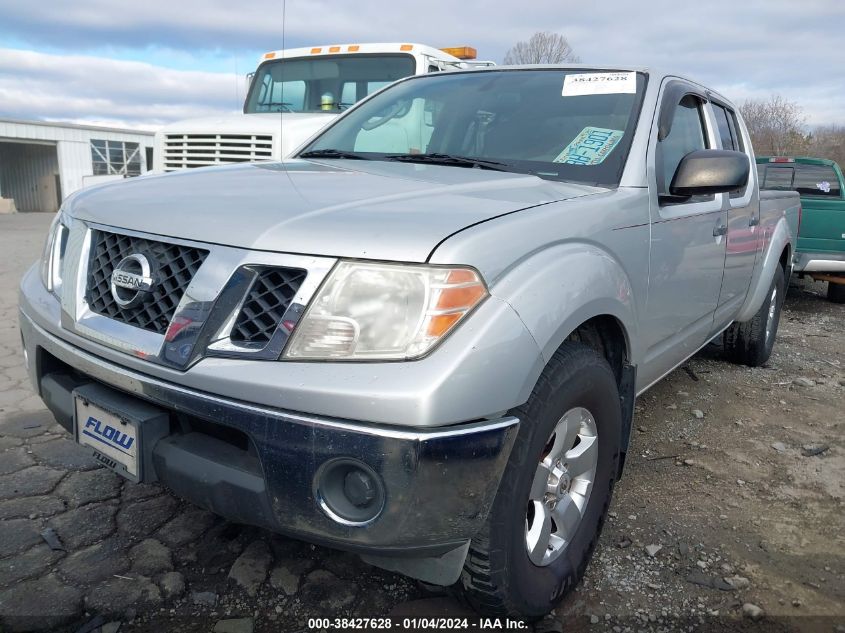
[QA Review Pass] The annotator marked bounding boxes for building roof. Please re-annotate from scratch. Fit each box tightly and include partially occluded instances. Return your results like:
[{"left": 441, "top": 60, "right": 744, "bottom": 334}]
[{"left": 0, "top": 118, "right": 154, "bottom": 137}]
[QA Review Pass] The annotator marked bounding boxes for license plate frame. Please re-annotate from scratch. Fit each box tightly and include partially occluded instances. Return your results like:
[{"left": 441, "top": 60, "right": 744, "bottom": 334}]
[
  {"left": 75, "top": 396, "right": 140, "bottom": 480},
  {"left": 72, "top": 383, "right": 170, "bottom": 483}
]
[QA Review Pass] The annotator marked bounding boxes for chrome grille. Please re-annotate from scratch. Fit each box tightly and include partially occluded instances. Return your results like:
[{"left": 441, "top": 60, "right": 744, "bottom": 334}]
[
  {"left": 162, "top": 133, "right": 274, "bottom": 170},
  {"left": 230, "top": 267, "right": 307, "bottom": 346},
  {"left": 86, "top": 230, "right": 208, "bottom": 335}
]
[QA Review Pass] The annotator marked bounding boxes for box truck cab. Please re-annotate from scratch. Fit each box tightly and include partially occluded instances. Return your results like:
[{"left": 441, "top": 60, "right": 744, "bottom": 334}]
[{"left": 153, "top": 43, "right": 492, "bottom": 171}]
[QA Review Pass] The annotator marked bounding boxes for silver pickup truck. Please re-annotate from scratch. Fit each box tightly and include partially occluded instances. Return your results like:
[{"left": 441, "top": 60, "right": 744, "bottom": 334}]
[{"left": 19, "top": 66, "right": 799, "bottom": 618}]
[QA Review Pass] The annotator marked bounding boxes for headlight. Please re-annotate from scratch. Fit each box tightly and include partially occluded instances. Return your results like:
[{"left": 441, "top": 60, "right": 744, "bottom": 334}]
[
  {"left": 39, "top": 213, "right": 68, "bottom": 293},
  {"left": 284, "top": 261, "right": 487, "bottom": 360}
]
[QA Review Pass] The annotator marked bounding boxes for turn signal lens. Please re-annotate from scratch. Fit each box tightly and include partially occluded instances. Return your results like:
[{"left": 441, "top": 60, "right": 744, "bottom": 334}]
[
  {"left": 284, "top": 262, "right": 487, "bottom": 360},
  {"left": 426, "top": 313, "right": 463, "bottom": 338},
  {"left": 434, "top": 284, "right": 486, "bottom": 311}
]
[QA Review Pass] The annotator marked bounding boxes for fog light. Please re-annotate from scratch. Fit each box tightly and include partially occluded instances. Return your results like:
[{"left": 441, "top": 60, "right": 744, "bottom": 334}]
[
  {"left": 314, "top": 458, "right": 385, "bottom": 526},
  {"left": 344, "top": 469, "right": 377, "bottom": 507}
]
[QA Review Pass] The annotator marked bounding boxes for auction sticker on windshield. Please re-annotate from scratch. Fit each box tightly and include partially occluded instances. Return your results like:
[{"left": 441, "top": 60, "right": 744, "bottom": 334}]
[
  {"left": 554, "top": 127, "right": 624, "bottom": 165},
  {"left": 562, "top": 72, "right": 636, "bottom": 96}
]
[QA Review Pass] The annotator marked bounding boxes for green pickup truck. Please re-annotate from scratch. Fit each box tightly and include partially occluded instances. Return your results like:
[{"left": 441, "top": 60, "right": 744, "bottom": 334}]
[{"left": 757, "top": 156, "right": 845, "bottom": 303}]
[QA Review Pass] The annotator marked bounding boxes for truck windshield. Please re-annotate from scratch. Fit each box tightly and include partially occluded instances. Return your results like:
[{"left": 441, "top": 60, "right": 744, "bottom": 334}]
[
  {"left": 758, "top": 163, "right": 842, "bottom": 198},
  {"left": 300, "top": 69, "right": 647, "bottom": 186},
  {"left": 245, "top": 54, "right": 416, "bottom": 114}
]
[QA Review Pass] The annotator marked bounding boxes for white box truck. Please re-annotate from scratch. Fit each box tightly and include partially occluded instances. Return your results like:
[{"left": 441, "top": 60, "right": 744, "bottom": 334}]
[{"left": 153, "top": 43, "right": 492, "bottom": 171}]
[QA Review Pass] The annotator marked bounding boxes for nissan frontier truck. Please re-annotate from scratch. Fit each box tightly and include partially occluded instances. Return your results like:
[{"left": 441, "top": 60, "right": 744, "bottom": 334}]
[{"left": 20, "top": 65, "right": 799, "bottom": 618}]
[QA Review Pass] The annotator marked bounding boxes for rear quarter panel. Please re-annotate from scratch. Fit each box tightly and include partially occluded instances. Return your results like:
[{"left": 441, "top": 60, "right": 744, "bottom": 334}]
[{"left": 734, "top": 190, "right": 800, "bottom": 322}]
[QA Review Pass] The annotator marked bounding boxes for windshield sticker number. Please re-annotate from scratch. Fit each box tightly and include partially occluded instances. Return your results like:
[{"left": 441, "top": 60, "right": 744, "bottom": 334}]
[
  {"left": 554, "top": 127, "right": 624, "bottom": 165},
  {"left": 562, "top": 72, "right": 637, "bottom": 96},
  {"left": 817, "top": 181, "right": 831, "bottom": 193}
]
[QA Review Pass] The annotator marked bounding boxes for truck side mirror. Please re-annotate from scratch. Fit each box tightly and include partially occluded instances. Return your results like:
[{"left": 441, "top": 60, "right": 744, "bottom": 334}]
[{"left": 670, "top": 149, "right": 750, "bottom": 196}]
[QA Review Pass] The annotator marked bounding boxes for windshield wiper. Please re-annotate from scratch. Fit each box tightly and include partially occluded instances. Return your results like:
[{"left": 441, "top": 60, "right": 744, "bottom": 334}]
[
  {"left": 384, "top": 153, "right": 512, "bottom": 172},
  {"left": 260, "top": 102, "right": 293, "bottom": 112},
  {"left": 298, "top": 149, "right": 371, "bottom": 160}
]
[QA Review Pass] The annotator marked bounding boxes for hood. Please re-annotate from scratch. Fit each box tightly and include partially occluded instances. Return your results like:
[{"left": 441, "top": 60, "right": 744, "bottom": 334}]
[
  {"left": 157, "top": 113, "right": 337, "bottom": 156},
  {"left": 68, "top": 160, "right": 604, "bottom": 262}
]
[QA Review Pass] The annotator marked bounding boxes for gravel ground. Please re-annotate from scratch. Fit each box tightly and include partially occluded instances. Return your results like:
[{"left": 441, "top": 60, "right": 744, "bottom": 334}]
[{"left": 0, "top": 213, "right": 842, "bottom": 633}]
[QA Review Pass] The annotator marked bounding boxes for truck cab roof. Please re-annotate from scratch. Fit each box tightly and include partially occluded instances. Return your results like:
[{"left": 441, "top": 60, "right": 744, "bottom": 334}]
[{"left": 259, "top": 42, "right": 470, "bottom": 64}]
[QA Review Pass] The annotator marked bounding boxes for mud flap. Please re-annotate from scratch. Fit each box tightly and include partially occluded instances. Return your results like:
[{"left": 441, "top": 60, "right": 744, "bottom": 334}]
[{"left": 617, "top": 363, "right": 636, "bottom": 478}]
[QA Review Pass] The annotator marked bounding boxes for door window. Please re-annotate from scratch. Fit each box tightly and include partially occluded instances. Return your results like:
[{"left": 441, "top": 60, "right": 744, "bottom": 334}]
[
  {"left": 712, "top": 103, "right": 748, "bottom": 197},
  {"left": 712, "top": 104, "right": 736, "bottom": 150},
  {"left": 657, "top": 94, "right": 708, "bottom": 196}
]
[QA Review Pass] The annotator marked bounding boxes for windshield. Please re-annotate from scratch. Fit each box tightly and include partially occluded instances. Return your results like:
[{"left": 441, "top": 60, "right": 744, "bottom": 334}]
[
  {"left": 245, "top": 54, "right": 417, "bottom": 114},
  {"left": 301, "top": 69, "right": 647, "bottom": 186}
]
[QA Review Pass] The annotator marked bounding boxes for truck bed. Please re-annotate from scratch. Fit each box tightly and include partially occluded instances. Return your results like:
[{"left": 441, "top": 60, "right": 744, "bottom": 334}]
[{"left": 760, "top": 189, "right": 801, "bottom": 243}]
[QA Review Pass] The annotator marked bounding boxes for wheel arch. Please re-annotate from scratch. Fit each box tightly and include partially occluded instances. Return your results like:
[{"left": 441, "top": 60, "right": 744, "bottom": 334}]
[
  {"left": 554, "top": 314, "right": 637, "bottom": 478},
  {"left": 735, "top": 217, "right": 794, "bottom": 323},
  {"left": 492, "top": 243, "right": 640, "bottom": 477},
  {"left": 779, "top": 242, "right": 792, "bottom": 275}
]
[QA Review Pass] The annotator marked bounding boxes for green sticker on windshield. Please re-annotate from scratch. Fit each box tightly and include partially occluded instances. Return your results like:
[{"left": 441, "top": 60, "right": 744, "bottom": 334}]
[{"left": 554, "top": 127, "right": 624, "bottom": 165}]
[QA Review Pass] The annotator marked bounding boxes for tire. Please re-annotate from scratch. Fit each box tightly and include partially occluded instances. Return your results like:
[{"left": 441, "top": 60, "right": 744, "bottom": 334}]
[
  {"left": 828, "top": 281, "right": 845, "bottom": 304},
  {"left": 458, "top": 342, "right": 621, "bottom": 618},
  {"left": 723, "top": 266, "right": 785, "bottom": 367}
]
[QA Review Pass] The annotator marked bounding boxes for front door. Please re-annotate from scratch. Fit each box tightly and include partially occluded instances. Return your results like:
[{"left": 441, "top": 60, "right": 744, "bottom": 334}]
[{"left": 640, "top": 84, "right": 727, "bottom": 390}]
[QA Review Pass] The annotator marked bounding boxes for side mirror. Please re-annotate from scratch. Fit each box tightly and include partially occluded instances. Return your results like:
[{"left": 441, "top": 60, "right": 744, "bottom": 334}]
[{"left": 670, "top": 149, "right": 750, "bottom": 196}]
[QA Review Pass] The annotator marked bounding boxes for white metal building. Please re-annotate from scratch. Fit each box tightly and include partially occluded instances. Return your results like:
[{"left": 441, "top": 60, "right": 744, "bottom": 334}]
[{"left": 0, "top": 119, "right": 154, "bottom": 213}]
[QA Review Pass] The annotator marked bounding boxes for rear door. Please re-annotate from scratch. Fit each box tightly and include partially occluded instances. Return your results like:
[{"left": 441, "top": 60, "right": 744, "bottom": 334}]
[{"left": 711, "top": 101, "right": 757, "bottom": 329}]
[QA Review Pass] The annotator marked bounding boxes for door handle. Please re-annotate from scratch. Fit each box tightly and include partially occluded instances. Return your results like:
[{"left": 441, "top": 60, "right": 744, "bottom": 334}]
[
  {"left": 749, "top": 215, "right": 760, "bottom": 227},
  {"left": 713, "top": 224, "right": 728, "bottom": 237}
]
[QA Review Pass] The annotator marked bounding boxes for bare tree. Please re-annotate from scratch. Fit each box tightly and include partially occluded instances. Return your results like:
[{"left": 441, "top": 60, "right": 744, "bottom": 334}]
[
  {"left": 739, "top": 95, "right": 809, "bottom": 156},
  {"left": 806, "top": 124, "right": 845, "bottom": 166},
  {"left": 503, "top": 32, "right": 580, "bottom": 65}
]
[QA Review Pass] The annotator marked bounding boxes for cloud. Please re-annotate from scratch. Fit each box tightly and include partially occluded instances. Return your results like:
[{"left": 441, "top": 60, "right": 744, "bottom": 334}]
[
  {"left": 0, "top": 48, "right": 241, "bottom": 128},
  {"left": 0, "top": 0, "right": 517, "bottom": 53},
  {"left": 0, "top": 0, "right": 842, "bottom": 126}
]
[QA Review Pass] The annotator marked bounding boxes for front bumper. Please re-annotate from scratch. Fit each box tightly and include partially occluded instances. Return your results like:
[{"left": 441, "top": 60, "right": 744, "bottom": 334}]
[{"left": 19, "top": 308, "right": 519, "bottom": 558}]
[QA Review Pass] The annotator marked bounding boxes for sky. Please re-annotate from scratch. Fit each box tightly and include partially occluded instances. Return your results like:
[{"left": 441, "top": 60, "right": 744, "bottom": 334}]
[{"left": 0, "top": 0, "right": 842, "bottom": 131}]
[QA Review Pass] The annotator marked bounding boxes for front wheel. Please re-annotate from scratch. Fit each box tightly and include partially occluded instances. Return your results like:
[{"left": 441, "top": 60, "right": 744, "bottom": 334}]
[
  {"left": 458, "top": 342, "right": 621, "bottom": 618},
  {"left": 724, "top": 266, "right": 785, "bottom": 367}
]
